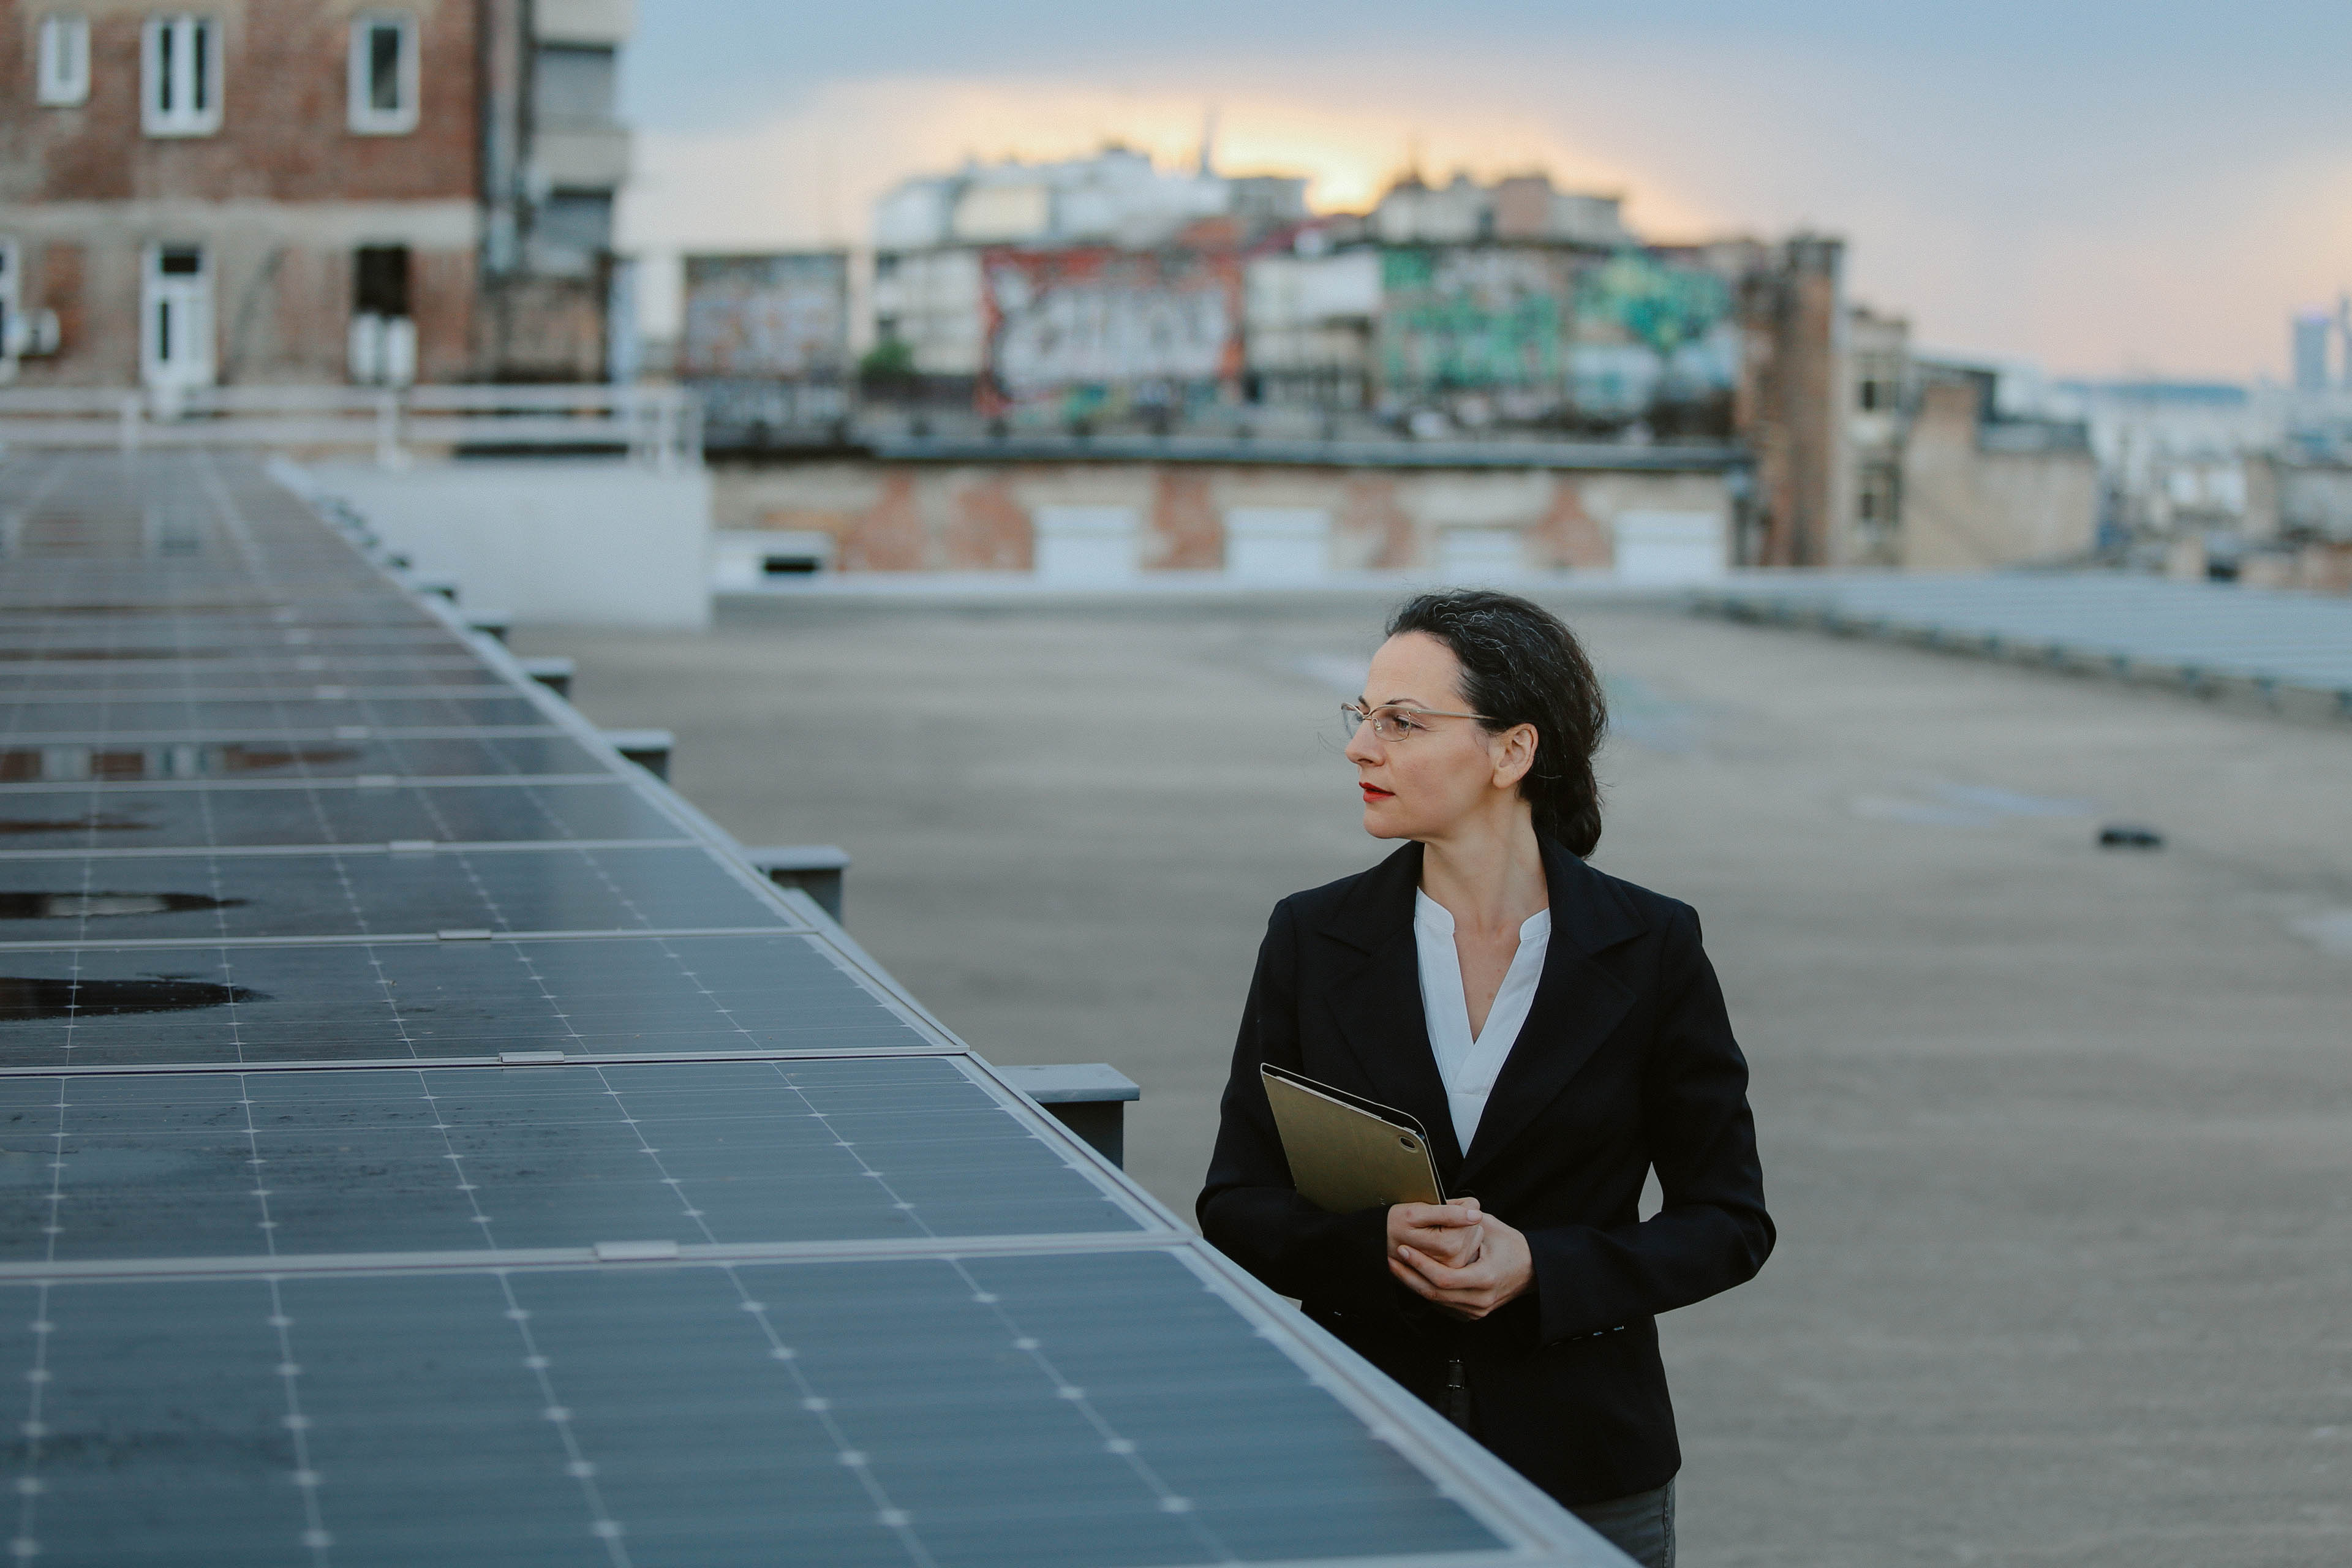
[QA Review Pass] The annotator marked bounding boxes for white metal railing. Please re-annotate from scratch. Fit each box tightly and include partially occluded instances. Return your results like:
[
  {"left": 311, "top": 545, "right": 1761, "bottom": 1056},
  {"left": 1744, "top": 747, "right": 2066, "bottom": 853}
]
[{"left": 0, "top": 383, "right": 701, "bottom": 469}]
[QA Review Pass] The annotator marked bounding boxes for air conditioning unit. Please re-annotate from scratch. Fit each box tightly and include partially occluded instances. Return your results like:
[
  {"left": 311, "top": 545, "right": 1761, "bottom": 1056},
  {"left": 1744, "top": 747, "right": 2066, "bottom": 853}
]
[{"left": 2, "top": 309, "right": 61, "bottom": 357}]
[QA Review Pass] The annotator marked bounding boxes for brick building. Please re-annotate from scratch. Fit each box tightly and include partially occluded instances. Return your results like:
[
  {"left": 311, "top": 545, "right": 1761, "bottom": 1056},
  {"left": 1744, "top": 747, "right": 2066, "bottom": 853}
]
[{"left": 0, "top": 0, "right": 632, "bottom": 391}]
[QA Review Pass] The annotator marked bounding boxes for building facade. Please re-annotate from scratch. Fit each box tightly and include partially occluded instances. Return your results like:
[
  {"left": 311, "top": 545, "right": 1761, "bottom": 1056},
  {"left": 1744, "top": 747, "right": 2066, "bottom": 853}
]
[
  {"left": 1896, "top": 367, "right": 2098, "bottom": 568},
  {"left": 0, "top": 0, "right": 632, "bottom": 391},
  {"left": 1820, "top": 312, "right": 2100, "bottom": 570},
  {"left": 723, "top": 155, "right": 2109, "bottom": 578}
]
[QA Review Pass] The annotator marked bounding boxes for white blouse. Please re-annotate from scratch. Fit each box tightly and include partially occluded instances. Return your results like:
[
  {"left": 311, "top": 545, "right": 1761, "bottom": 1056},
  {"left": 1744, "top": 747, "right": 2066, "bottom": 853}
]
[{"left": 1413, "top": 890, "right": 1552, "bottom": 1155}]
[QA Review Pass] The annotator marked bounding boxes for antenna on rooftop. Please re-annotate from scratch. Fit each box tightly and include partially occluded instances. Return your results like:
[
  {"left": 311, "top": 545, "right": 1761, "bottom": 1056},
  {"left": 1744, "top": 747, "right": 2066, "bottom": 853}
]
[{"left": 1198, "top": 106, "right": 1218, "bottom": 177}]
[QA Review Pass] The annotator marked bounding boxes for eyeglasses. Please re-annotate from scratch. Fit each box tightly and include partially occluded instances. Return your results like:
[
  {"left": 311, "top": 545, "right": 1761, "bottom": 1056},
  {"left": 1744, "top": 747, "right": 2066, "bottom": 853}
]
[{"left": 1339, "top": 701, "right": 1493, "bottom": 742}]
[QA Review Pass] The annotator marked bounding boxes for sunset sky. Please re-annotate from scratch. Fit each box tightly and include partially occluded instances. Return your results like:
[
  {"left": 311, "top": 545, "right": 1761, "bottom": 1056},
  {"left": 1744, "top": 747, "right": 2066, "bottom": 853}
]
[{"left": 618, "top": 1, "right": 2352, "bottom": 381}]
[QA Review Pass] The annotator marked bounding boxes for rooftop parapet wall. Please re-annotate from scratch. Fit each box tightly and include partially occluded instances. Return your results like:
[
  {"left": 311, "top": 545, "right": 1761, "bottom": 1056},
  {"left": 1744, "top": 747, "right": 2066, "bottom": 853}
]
[{"left": 709, "top": 454, "right": 1733, "bottom": 578}]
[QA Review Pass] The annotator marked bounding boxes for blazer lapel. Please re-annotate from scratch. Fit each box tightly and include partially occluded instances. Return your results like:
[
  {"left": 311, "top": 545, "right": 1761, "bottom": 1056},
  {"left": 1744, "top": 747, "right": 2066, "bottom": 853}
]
[
  {"left": 1316, "top": 842, "right": 1465, "bottom": 1177},
  {"left": 1454, "top": 843, "right": 1647, "bottom": 1191}
]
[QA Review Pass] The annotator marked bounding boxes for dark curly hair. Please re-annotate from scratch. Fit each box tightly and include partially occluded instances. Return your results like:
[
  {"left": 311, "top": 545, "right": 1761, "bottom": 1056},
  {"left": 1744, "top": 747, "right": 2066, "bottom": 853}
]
[{"left": 1385, "top": 589, "right": 1608, "bottom": 856}]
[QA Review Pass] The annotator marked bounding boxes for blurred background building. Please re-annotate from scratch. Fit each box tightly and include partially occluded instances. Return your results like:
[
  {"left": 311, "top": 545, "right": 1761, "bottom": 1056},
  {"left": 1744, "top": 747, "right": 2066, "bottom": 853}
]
[
  {"left": 687, "top": 144, "right": 2114, "bottom": 585},
  {"left": 0, "top": 0, "right": 636, "bottom": 391},
  {"left": 3, "top": 8, "right": 2345, "bottom": 595}
]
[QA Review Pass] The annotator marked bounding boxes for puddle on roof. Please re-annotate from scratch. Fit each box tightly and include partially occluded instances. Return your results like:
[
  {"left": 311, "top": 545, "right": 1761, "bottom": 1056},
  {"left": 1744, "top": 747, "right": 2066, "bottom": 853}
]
[
  {"left": 0, "top": 892, "right": 243, "bottom": 920},
  {"left": 0, "top": 814, "right": 151, "bottom": 836},
  {"left": 0, "top": 974, "right": 264, "bottom": 1020},
  {"left": 0, "top": 745, "right": 359, "bottom": 783}
]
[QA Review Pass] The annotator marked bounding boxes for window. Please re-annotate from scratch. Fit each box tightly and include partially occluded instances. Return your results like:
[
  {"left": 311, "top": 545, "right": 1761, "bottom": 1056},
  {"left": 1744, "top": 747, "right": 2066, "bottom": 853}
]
[
  {"left": 535, "top": 190, "right": 612, "bottom": 273},
  {"left": 347, "top": 12, "right": 417, "bottom": 135},
  {"left": 353, "top": 246, "right": 410, "bottom": 319},
  {"left": 141, "top": 244, "right": 213, "bottom": 393},
  {"left": 37, "top": 14, "right": 91, "bottom": 106},
  {"left": 348, "top": 245, "right": 415, "bottom": 386},
  {"left": 532, "top": 43, "right": 615, "bottom": 124},
  {"left": 1855, "top": 352, "right": 1905, "bottom": 413},
  {"left": 142, "top": 15, "right": 221, "bottom": 136}
]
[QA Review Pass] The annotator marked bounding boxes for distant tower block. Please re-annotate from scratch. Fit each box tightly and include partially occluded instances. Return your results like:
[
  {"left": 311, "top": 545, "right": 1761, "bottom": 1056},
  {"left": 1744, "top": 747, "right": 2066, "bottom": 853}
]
[
  {"left": 2292, "top": 309, "right": 2332, "bottom": 394},
  {"left": 2340, "top": 292, "right": 2352, "bottom": 391}
]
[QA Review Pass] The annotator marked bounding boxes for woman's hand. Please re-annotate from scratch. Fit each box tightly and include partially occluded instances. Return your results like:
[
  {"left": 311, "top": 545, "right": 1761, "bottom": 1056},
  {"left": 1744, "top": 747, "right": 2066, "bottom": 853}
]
[
  {"left": 1387, "top": 1201, "right": 1485, "bottom": 1272},
  {"left": 1389, "top": 1197, "right": 1535, "bottom": 1321}
]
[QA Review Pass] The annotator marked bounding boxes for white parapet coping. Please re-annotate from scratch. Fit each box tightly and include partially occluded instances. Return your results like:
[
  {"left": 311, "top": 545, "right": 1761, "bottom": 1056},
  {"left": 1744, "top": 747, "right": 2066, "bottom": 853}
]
[{"left": 287, "top": 458, "right": 713, "bottom": 630}]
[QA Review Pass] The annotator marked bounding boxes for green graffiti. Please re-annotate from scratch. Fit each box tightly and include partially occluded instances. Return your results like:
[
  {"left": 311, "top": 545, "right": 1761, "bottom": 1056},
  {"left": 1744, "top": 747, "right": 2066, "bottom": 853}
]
[
  {"left": 1382, "top": 249, "right": 1437, "bottom": 290},
  {"left": 1379, "top": 249, "right": 1566, "bottom": 391},
  {"left": 1576, "top": 251, "right": 1730, "bottom": 358}
]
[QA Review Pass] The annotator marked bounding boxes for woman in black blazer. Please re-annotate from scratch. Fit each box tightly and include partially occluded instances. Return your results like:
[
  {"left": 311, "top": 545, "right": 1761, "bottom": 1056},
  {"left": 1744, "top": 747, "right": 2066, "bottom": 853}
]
[{"left": 1199, "top": 590, "right": 1771, "bottom": 1568}]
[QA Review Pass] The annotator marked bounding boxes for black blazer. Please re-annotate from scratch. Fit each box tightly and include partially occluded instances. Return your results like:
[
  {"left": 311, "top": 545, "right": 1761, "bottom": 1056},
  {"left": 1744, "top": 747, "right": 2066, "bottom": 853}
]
[{"left": 1197, "top": 838, "right": 1772, "bottom": 1506}]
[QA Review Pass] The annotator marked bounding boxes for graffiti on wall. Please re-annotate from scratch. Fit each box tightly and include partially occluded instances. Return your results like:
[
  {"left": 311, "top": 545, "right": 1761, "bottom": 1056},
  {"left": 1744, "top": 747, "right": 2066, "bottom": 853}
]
[
  {"left": 1378, "top": 249, "right": 1572, "bottom": 393},
  {"left": 1371, "top": 244, "right": 1740, "bottom": 429},
  {"left": 1570, "top": 251, "right": 1738, "bottom": 421},
  {"left": 680, "top": 252, "right": 850, "bottom": 379},
  {"left": 981, "top": 249, "right": 1242, "bottom": 420}
]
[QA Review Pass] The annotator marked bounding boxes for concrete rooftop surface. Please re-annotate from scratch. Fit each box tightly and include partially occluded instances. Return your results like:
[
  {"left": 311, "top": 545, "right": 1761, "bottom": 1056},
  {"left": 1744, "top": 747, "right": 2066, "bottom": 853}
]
[{"left": 518, "top": 590, "right": 2351, "bottom": 1568}]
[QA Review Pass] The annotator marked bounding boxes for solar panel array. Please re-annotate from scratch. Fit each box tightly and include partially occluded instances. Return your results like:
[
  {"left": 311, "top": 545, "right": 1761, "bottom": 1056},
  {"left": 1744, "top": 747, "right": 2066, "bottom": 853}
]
[
  {"left": 1697, "top": 572, "right": 2352, "bottom": 709},
  {"left": 0, "top": 453, "right": 1616, "bottom": 1566}
]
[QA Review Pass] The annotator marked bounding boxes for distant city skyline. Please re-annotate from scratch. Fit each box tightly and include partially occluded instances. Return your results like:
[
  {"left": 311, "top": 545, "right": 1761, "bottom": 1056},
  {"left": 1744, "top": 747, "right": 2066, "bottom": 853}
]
[{"left": 617, "top": 1, "right": 2352, "bottom": 381}]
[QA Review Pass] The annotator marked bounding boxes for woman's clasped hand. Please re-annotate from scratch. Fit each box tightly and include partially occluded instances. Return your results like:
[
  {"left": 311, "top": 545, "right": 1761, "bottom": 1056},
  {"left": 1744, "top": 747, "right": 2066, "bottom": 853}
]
[{"left": 1385, "top": 1197, "right": 1535, "bottom": 1321}]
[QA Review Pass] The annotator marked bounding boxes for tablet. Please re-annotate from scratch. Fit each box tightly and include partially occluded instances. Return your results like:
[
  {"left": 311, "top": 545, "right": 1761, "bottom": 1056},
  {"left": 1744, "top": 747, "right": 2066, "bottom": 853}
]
[{"left": 1261, "top": 1063, "right": 1447, "bottom": 1213}]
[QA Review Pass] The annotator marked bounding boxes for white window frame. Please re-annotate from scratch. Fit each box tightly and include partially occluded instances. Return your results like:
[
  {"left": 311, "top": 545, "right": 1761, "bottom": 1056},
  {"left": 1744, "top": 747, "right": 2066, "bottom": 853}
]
[
  {"left": 37, "top": 13, "right": 91, "bottom": 106},
  {"left": 141, "top": 14, "right": 222, "bottom": 137},
  {"left": 346, "top": 12, "right": 418, "bottom": 135},
  {"left": 140, "top": 243, "right": 214, "bottom": 394}
]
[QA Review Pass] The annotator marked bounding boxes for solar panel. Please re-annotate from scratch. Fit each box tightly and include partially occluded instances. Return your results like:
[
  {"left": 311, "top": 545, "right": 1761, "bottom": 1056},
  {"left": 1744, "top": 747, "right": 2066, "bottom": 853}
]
[
  {"left": 0, "top": 934, "right": 929, "bottom": 1066},
  {"left": 0, "top": 626, "right": 471, "bottom": 657},
  {"left": 0, "top": 844, "right": 793, "bottom": 941},
  {"left": 0, "top": 452, "right": 1616, "bottom": 1566},
  {"left": 0, "top": 778, "right": 692, "bottom": 850},
  {"left": 0, "top": 1056, "right": 1153, "bottom": 1262},
  {"left": 0, "top": 730, "right": 611, "bottom": 782},
  {"left": 0, "top": 1250, "right": 1522, "bottom": 1567},
  {"left": 0, "top": 693, "right": 554, "bottom": 735},
  {"left": 0, "top": 660, "right": 509, "bottom": 694}
]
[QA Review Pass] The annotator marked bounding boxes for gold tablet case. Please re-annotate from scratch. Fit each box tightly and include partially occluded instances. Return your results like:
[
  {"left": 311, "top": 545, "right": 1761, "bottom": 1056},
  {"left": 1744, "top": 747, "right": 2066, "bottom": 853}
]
[{"left": 1261, "top": 1064, "right": 1446, "bottom": 1213}]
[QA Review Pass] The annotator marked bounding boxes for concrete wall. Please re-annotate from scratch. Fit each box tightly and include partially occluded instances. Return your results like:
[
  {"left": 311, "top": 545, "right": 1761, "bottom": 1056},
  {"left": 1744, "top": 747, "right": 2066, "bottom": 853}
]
[
  {"left": 298, "top": 459, "right": 712, "bottom": 627},
  {"left": 709, "top": 458, "right": 1732, "bottom": 578},
  {"left": 1899, "top": 380, "right": 2098, "bottom": 568}
]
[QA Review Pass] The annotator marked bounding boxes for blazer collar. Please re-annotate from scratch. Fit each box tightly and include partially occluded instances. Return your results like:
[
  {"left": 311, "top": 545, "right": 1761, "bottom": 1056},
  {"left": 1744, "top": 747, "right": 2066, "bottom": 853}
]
[
  {"left": 1320, "top": 837, "right": 1646, "bottom": 960},
  {"left": 1317, "top": 842, "right": 1461, "bottom": 1172},
  {"left": 1316, "top": 837, "right": 1653, "bottom": 1193}
]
